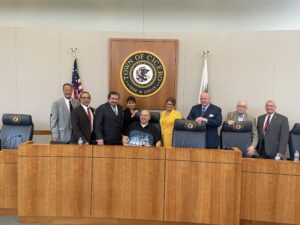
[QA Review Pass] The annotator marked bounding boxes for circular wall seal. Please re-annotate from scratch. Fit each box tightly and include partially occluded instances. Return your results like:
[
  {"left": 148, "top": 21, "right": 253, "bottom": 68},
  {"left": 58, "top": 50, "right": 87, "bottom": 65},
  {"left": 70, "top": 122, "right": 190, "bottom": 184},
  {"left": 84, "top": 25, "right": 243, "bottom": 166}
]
[{"left": 120, "top": 51, "right": 166, "bottom": 97}]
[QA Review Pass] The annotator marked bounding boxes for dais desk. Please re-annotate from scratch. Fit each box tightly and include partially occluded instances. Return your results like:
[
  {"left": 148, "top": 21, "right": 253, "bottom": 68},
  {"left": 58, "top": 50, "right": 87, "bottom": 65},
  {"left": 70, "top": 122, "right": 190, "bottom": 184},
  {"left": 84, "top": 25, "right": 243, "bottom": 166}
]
[
  {"left": 0, "top": 149, "right": 18, "bottom": 215},
  {"left": 1, "top": 143, "right": 300, "bottom": 225},
  {"left": 240, "top": 158, "right": 300, "bottom": 225},
  {"left": 17, "top": 143, "right": 241, "bottom": 225}
]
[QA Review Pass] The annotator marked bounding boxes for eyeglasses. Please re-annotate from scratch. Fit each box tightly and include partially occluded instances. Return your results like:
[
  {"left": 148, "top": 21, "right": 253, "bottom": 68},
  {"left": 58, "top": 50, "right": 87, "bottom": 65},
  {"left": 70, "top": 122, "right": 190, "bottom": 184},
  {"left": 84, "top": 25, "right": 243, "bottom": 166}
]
[
  {"left": 237, "top": 105, "right": 247, "bottom": 108},
  {"left": 80, "top": 97, "right": 91, "bottom": 99}
]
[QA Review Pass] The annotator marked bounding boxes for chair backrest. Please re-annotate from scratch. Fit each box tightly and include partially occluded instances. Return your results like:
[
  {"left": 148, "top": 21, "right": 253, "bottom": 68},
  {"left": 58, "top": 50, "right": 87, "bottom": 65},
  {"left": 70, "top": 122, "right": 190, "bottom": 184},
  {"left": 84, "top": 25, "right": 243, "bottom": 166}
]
[
  {"left": 134, "top": 111, "right": 160, "bottom": 123},
  {"left": 221, "top": 121, "right": 252, "bottom": 157},
  {"left": 134, "top": 111, "right": 161, "bottom": 137},
  {"left": 172, "top": 119, "right": 206, "bottom": 148},
  {"left": 0, "top": 114, "right": 34, "bottom": 149},
  {"left": 289, "top": 123, "right": 300, "bottom": 160}
]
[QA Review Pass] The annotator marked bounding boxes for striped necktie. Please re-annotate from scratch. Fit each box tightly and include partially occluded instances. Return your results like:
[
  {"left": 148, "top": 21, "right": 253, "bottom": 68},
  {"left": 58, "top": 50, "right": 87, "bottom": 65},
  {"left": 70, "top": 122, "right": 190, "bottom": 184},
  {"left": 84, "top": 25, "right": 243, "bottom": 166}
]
[{"left": 201, "top": 106, "right": 206, "bottom": 116}]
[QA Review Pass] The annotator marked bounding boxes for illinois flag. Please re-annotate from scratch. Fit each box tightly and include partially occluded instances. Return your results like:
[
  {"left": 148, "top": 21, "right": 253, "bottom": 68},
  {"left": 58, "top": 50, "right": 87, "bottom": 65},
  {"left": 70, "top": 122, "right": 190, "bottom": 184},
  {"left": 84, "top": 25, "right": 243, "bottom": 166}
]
[
  {"left": 71, "top": 58, "right": 83, "bottom": 99},
  {"left": 198, "top": 55, "right": 208, "bottom": 102}
]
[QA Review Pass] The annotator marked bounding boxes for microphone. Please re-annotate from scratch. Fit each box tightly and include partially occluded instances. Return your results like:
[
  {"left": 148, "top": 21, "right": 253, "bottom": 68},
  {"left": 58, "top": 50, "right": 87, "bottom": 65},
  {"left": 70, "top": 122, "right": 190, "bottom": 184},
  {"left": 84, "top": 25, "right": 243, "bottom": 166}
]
[{"left": 3, "top": 134, "right": 23, "bottom": 149}]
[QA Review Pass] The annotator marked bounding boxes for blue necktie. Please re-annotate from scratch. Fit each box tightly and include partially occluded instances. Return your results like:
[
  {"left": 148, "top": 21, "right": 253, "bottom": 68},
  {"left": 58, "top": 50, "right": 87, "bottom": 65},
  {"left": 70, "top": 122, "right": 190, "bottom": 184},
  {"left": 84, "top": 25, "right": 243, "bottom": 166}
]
[{"left": 201, "top": 106, "right": 206, "bottom": 116}]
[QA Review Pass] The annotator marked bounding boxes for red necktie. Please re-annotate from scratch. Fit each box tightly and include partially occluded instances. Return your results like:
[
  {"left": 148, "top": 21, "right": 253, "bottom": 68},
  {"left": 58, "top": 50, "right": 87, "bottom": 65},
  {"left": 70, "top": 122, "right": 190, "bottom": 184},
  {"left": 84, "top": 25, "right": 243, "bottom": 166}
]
[
  {"left": 87, "top": 107, "right": 92, "bottom": 132},
  {"left": 264, "top": 115, "right": 271, "bottom": 132}
]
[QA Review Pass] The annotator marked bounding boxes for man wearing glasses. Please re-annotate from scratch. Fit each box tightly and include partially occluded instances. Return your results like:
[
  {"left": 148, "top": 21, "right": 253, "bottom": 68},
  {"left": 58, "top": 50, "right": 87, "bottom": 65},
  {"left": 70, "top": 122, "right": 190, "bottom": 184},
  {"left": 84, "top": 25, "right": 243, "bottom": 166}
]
[
  {"left": 257, "top": 100, "right": 289, "bottom": 159},
  {"left": 70, "top": 91, "right": 95, "bottom": 144},
  {"left": 226, "top": 100, "right": 258, "bottom": 156}
]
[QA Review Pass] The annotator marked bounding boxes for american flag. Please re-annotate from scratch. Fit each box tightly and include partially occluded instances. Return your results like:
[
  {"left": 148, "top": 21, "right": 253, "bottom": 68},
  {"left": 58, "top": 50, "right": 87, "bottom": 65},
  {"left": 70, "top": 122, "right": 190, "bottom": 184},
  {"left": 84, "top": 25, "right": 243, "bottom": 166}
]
[{"left": 71, "top": 58, "right": 83, "bottom": 99}]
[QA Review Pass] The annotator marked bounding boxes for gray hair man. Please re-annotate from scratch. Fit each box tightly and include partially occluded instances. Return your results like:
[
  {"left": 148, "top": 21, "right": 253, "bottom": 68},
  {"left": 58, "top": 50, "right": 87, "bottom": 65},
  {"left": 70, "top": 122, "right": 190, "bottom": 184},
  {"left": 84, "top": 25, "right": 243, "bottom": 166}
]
[{"left": 226, "top": 100, "right": 258, "bottom": 156}]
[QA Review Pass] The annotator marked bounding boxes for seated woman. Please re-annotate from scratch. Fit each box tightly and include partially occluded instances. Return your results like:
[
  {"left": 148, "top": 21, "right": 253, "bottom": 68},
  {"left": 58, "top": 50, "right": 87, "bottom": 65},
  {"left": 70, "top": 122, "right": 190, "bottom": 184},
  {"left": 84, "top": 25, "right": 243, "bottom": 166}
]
[
  {"left": 160, "top": 97, "right": 182, "bottom": 147},
  {"left": 122, "top": 96, "right": 139, "bottom": 133}
]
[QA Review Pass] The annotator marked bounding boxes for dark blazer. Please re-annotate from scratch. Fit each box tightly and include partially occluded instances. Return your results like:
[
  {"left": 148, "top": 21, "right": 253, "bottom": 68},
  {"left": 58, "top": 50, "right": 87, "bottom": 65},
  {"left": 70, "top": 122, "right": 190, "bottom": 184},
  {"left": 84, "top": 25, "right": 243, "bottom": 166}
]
[
  {"left": 70, "top": 105, "right": 95, "bottom": 144},
  {"left": 94, "top": 102, "right": 123, "bottom": 145},
  {"left": 187, "top": 103, "right": 222, "bottom": 148},
  {"left": 122, "top": 108, "right": 139, "bottom": 134},
  {"left": 257, "top": 112, "right": 289, "bottom": 157}
]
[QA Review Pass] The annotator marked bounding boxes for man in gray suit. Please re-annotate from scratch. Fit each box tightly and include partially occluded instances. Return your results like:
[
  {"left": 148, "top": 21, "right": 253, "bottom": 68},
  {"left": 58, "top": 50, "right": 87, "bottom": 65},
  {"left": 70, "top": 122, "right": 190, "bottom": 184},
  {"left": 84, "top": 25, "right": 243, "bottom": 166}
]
[
  {"left": 50, "top": 83, "right": 80, "bottom": 143},
  {"left": 226, "top": 100, "right": 258, "bottom": 156},
  {"left": 257, "top": 100, "right": 289, "bottom": 159}
]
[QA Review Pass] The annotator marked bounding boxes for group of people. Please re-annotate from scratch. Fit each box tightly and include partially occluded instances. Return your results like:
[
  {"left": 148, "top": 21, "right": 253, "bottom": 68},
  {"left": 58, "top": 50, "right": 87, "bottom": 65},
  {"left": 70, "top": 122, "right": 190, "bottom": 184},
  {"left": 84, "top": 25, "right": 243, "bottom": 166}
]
[{"left": 50, "top": 83, "right": 289, "bottom": 159}]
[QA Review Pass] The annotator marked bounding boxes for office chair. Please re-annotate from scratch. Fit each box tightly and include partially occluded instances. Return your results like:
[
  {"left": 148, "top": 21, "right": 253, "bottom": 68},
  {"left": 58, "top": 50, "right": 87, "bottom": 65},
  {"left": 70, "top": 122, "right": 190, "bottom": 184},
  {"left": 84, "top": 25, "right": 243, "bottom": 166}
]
[
  {"left": 289, "top": 123, "right": 300, "bottom": 160},
  {"left": 0, "top": 113, "right": 34, "bottom": 149},
  {"left": 172, "top": 119, "right": 206, "bottom": 148},
  {"left": 221, "top": 121, "right": 252, "bottom": 157}
]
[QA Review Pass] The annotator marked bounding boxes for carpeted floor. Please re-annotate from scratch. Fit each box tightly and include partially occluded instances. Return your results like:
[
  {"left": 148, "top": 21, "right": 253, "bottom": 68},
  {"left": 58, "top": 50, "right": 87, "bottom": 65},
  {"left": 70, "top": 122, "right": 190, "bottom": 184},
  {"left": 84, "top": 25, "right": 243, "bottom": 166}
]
[{"left": 0, "top": 216, "right": 49, "bottom": 225}]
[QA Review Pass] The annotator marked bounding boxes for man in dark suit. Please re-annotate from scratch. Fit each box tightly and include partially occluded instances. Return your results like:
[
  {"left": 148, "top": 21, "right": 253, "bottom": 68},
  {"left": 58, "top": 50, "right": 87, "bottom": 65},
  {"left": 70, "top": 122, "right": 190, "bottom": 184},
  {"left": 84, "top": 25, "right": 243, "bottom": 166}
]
[
  {"left": 187, "top": 92, "right": 222, "bottom": 149},
  {"left": 94, "top": 91, "right": 123, "bottom": 145},
  {"left": 70, "top": 91, "right": 95, "bottom": 144},
  {"left": 257, "top": 100, "right": 289, "bottom": 159}
]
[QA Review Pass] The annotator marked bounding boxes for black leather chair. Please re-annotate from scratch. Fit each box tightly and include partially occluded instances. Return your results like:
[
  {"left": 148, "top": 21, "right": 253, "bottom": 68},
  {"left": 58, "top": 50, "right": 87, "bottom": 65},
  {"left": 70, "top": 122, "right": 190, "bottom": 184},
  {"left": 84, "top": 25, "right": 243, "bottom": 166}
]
[
  {"left": 289, "top": 123, "right": 300, "bottom": 160},
  {"left": 221, "top": 121, "right": 252, "bottom": 157},
  {"left": 0, "top": 114, "right": 34, "bottom": 149},
  {"left": 134, "top": 111, "right": 160, "bottom": 122},
  {"left": 134, "top": 111, "right": 161, "bottom": 136},
  {"left": 172, "top": 119, "right": 206, "bottom": 148}
]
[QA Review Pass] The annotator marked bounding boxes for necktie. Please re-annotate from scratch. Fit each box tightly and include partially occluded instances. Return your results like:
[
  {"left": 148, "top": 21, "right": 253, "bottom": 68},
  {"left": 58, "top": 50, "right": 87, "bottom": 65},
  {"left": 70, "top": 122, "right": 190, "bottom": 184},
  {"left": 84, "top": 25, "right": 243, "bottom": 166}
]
[
  {"left": 69, "top": 101, "right": 73, "bottom": 112},
  {"left": 113, "top": 105, "right": 118, "bottom": 116},
  {"left": 264, "top": 115, "right": 271, "bottom": 132},
  {"left": 87, "top": 107, "right": 92, "bottom": 132},
  {"left": 201, "top": 106, "right": 206, "bottom": 116}
]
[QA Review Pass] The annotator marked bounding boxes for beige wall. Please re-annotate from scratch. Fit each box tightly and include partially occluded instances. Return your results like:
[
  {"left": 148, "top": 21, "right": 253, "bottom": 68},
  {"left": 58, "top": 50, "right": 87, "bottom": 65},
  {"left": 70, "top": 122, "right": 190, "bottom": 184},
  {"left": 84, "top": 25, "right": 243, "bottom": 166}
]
[
  {"left": 1, "top": 0, "right": 300, "bottom": 32},
  {"left": 0, "top": 27, "right": 299, "bottom": 131}
]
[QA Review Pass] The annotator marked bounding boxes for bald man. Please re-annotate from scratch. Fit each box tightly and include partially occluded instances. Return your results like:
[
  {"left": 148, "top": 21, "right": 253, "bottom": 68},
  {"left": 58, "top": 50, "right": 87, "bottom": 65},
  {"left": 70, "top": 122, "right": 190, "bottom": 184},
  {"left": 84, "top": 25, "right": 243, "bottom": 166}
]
[
  {"left": 226, "top": 100, "right": 258, "bottom": 156},
  {"left": 122, "top": 110, "right": 161, "bottom": 147},
  {"left": 187, "top": 92, "right": 222, "bottom": 149},
  {"left": 257, "top": 100, "right": 289, "bottom": 159}
]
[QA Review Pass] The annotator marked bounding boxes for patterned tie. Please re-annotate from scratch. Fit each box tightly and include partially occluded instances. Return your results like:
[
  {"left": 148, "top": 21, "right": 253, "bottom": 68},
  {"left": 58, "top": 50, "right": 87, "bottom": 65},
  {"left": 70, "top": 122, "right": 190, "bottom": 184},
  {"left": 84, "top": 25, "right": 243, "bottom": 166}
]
[
  {"left": 69, "top": 101, "right": 73, "bottom": 112},
  {"left": 112, "top": 105, "right": 118, "bottom": 116},
  {"left": 264, "top": 115, "right": 271, "bottom": 132},
  {"left": 201, "top": 106, "right": 206, "bottom": 116},
  {"left": 87, "top": 107, "right": 92, "bottom": 132}
]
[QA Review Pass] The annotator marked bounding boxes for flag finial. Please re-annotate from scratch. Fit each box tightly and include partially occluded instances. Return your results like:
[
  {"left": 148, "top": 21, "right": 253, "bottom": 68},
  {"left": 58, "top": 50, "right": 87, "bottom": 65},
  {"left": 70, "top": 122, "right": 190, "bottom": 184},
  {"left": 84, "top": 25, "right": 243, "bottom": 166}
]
[
  {"left": 71, "top": 48, "right": 79, "bottom": 59},
  {"left": 202, "top": 50, "right": 210, "bottom": 57}
]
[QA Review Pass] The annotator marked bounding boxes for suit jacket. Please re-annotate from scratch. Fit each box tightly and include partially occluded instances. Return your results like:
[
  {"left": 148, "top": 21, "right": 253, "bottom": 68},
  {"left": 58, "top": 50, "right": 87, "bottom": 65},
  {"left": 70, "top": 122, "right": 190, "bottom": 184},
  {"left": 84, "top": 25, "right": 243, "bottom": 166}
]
[
  {"left": 50, "top": 97, "right": 80, "bottom": 142},
  {"left": 257, "top": 112, "right": 289, "bottom": 157},
  {"left": 122, "top": 108, "right": 139, "bottom": 134},
  {"left": 94, "top": 102, "right": 123, "bottom": 145},
  {"left": 70, "top": 105, "right": 95, "bottom": 144},
  {"left": 226, "top": 111, "right": 258, "bottom": 148},
  {"left": 187, "top": 103, "right": 222, "bottom": 148}
]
